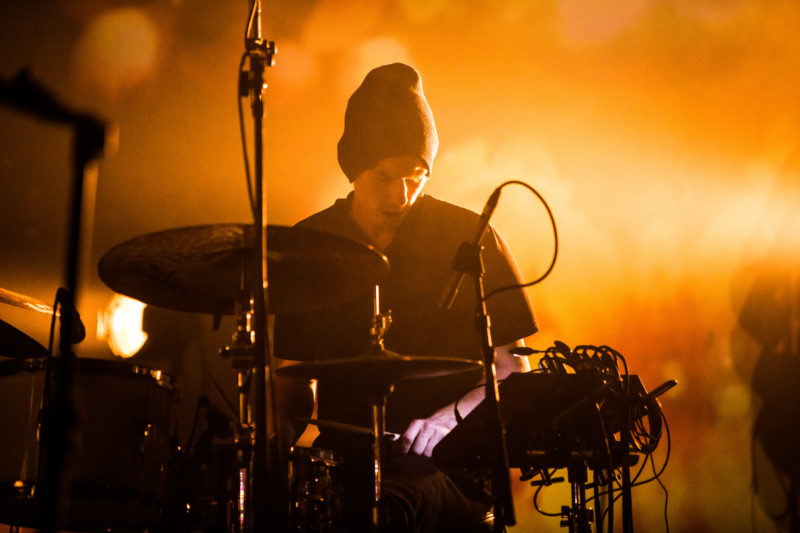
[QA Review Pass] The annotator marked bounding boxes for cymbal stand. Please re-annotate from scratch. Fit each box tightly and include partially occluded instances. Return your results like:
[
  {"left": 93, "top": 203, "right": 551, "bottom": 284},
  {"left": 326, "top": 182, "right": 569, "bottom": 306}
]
[
  {"left": 240, "top": 1, "right": 278, "bottom": 531},
  {"left": 220, "top": 296, "right": 257, "bottom": 532},
  {"left": 367, "top": 285, "right": 392, "bottom": 532}
]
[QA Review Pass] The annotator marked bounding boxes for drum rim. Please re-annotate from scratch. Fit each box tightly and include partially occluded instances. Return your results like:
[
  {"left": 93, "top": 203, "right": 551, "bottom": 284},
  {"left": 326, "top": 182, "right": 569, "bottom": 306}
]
[
  {"left": 0, "top": 357, "right": 177, "bottom": 391},
  {"left": 289, "top": 445, "right": 342, "bottom": 464}
]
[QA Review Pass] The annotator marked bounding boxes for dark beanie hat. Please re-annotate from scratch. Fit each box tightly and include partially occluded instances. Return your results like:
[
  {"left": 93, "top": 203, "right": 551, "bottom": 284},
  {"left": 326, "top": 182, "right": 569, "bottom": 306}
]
[{"left": 337, "top": 63, "right": 439, "bottom": 182}]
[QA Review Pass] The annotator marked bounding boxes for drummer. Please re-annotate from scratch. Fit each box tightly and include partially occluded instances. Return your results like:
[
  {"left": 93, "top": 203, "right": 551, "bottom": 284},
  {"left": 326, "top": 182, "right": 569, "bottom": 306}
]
[{"left": 274, "top": 63, "right": 537, "bottom": 531}]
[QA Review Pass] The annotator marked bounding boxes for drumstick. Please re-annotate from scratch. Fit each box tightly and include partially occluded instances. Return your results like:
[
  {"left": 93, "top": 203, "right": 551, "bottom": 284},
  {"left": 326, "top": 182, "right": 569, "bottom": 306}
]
[{"left": 294, "top": 417, "right": 401, "bottom": 441}]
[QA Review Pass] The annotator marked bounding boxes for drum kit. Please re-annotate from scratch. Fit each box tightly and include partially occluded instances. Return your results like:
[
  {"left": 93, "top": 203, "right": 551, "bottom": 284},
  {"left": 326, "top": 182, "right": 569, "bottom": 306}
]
[
  {"left": 0, "top": 4, "right": 492, "bottom": 531},
  {"left": 0, "top": 223, "right": 483, "bottom": 532}
]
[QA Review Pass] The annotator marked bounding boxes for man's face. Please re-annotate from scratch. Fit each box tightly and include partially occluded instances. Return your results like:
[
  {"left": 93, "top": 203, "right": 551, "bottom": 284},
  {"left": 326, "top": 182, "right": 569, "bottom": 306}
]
[{"left": 351, "top": 155, "right": 429, "bottom": 231}]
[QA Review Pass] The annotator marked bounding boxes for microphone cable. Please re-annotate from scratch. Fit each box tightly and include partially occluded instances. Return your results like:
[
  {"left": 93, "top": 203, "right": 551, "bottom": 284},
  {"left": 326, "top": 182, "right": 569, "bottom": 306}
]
[{"left": 480, "top": 179, "right": 559, "bottom": 302}]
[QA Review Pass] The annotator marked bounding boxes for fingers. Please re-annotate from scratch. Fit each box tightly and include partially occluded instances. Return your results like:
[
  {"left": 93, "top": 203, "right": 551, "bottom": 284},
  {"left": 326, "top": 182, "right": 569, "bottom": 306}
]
[
  {"left": 399, "top": 419, "right": 450, "bottom": 457},
  {"left": 423, "top": 433, "right": 442, "bottom": 458},
  {"left": 399, "top": 419, "right": 423, "bottom": 455}
]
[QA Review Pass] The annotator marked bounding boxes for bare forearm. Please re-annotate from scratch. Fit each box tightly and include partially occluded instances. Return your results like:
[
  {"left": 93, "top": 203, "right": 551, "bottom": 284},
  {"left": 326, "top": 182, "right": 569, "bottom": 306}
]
[
  {"left": 430, "top": 340, "right": 530, "bottom": 427},
  {"left": 398, "top": 340, "right": 530, "bottom": 456}
]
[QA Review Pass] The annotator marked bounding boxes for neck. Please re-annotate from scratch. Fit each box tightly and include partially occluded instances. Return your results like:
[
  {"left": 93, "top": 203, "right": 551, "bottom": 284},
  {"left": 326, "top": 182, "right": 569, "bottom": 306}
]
[
  {"left": 348, "top": 203, "right": 401, "bottom": 251},
  {"left": 350, "top": 212, "right": 397, "bottom": 251}
]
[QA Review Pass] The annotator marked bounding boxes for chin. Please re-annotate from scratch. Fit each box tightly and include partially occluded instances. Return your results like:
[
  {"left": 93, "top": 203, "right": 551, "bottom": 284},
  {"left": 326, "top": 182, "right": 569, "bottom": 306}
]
[{"left": 382, "top": 212, "right": 406, "bottom": 224}]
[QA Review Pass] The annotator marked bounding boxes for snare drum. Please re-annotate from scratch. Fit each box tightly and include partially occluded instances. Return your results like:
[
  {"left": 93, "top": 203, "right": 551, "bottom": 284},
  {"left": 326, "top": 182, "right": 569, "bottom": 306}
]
[
  {"left": 288, "top": 446, "right": 344, "bottom": 532},
  {"left": 0, "top": 357, "right": 178, "bottom": 530}
]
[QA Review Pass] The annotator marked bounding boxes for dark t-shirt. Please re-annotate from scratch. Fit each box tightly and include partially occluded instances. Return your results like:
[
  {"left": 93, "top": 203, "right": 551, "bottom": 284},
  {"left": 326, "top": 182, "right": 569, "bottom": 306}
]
[{"left": 274, "top": 194, "right": 537, "bottom": 434}]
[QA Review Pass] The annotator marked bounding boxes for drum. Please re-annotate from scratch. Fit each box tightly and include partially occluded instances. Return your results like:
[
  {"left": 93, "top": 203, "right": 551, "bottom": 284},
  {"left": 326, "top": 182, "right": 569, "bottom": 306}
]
[
  {"left": 288, "top": 446, "right": 344, "bottom": 532},
  {"left": 179, "top": 442, "right": 239, "bottom": 532},
  {"left": 0, "top": 357, "right": 178, "bottom": 530}
]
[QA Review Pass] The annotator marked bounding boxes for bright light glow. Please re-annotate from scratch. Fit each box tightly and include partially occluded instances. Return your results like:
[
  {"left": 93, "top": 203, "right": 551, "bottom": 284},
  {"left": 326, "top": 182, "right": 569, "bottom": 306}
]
[
  {"left": 71, "top": 7, "right": 160, "bottom": 101},
  {"left": 556, "top": 0, "right": 650, "bottom": 47},
  {"left": 272, "top": 40, "right": 318, "bottom": 88},
  {"left": 398, "top": 0, "right": 450, "bottom": 22},
  {"left": 340, "top": 38, "right": 413, "bottom": 97},
  {"left": 98, "top": 294, "right": 148, "bottom": 358},
  {"left": 302, "top": 0, "right": 383, "bottom": 54}
]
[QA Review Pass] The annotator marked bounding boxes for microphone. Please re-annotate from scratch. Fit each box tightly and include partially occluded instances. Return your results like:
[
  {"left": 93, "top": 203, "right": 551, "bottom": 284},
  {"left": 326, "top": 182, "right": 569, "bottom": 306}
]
[
  {"left": 69, "top": 307, "right": 86, "bottom": 344},
  {"left": 438, "top": 186, "right": 502, "bottom": 310}
]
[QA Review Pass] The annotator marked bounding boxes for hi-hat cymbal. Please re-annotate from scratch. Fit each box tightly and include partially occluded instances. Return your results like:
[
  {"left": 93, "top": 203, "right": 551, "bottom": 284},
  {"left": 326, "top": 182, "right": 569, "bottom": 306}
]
[
  {"left": 277, "top": 348, "right": 483, "bottom": 384},
  {"left": 97, "top": 224, "right": 389, "bottom": 315},
  {"left": 0, "top": 318, "right": 48, "bottom": 358}
]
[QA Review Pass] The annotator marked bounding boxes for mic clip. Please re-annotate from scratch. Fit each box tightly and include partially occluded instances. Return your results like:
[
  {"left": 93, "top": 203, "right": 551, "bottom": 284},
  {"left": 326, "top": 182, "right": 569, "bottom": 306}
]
[
  {"left": 438, "top": 241, "right": 485, "bottom": 310},
  {"left": 451, "top": 241, "right": 484, "bottom": 274}
]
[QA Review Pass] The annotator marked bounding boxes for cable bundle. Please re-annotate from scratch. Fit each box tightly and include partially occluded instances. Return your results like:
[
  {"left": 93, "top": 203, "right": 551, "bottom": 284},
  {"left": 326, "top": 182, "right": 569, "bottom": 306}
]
[{"left": 518, "top": 341, "right": 673, "bottom": 532}]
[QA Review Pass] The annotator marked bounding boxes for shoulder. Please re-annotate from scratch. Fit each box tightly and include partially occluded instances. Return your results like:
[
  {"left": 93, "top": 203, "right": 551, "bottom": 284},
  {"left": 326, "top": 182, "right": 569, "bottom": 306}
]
[
  {"left": 411, "top": 195, "right": 480, "bottom": 231},
  {"left": 411, "top": 195, "right": 508, "bottom": 247},
  {"left": 295, "top": 198, "right": 349, "bottom": 230},
  {"left": 415, "top": 194, "right": 476, "bottom": 218},
  {"left": 293, "top": 195, "right": 370, "bottom": 245}
]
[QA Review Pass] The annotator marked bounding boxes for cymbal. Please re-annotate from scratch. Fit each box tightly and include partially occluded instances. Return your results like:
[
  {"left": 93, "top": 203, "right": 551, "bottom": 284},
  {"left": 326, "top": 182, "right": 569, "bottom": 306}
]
[
  {"left": 0, "top": 318, "right": 48, "bottom": 358},
  {"left": 0, "top": 287, "right": 54, "bottom": 315},
  {"left": 97, "top": 224, "right": 389, "bottom": 315},
  {"left": 276, "top": 348, "right": 483, "bottom": 384}
]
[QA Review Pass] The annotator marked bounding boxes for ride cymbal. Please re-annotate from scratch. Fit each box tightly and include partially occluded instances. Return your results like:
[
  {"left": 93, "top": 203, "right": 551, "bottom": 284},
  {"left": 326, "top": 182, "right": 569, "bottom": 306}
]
[{"left": 97, "top": 224, "right": 389, "bottom": 315}]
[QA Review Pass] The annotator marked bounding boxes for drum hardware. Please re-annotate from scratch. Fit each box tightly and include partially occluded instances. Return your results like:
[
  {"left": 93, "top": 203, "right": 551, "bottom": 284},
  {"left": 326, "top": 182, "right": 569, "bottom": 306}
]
[
  {"left": 222, "top": 296, "right": 258, "bottom": 533},
  {"left": 95, "top": 221, "right": 388, "bottom": 532},
  {"left": 167, "top": 394, "right": 238, "bottom": 533},
  {"left": 278, "top": 352, "right": 481, "bottom": 531},
  {"left": 287, "top": 446, "right": 344, "bottom": 532},
  {"left": 92, "top": 0, "right": 391, "bottom": 526},
  {"left": 0, "top": 357, "right": 178, "bottom": 530},
  {"left": 277, "top": 288, "right": 482, "bottom": 532}
]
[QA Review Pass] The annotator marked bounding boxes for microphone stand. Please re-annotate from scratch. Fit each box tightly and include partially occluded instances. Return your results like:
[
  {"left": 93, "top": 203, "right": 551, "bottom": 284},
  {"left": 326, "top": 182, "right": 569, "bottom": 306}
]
[
  {"left": 241, "top": 1, "right": 281, "bottom": 530},
  {"left": 42, "top": 116, "right": 106, "bottom": 533},
  {"left": 1, "top": 70, "right": 107, "bottom": 533},
  {"left": 450, "top": 241, "right": 516, "bottom": 531}
]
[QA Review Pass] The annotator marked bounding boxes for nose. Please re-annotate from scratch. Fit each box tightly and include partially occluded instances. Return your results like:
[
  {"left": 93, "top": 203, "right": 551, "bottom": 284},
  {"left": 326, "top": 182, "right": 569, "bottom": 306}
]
[{"left": 386, "top": 178, "right": 411, "bottom": 209}]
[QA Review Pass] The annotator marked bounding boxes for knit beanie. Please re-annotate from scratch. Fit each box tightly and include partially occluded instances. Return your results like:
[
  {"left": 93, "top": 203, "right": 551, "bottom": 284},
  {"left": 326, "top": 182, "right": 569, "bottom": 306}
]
[{"left": 337, "top": 63, "right": 438, "bottom": 182}]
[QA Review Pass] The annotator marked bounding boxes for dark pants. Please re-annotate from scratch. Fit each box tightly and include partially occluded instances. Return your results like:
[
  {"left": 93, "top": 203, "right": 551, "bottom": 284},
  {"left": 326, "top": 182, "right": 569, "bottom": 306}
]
[
  {"left": 318, "top": 434, "right": 492, "bottom": 532},
  {"left": 382, "top": 454, "right": 492, "bottom": 532}
]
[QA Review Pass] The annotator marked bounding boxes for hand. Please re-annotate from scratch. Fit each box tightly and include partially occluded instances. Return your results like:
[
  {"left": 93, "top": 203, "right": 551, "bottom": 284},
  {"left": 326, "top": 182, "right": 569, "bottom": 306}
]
[{"left": 397, "top": 415, "right": 454, "bottom": 457}]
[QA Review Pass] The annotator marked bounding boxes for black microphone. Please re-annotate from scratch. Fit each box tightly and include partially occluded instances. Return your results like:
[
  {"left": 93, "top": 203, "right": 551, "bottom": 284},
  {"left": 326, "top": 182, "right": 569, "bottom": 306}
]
[
  {"left": 438, "top": 186, "right": 502, "bottom": 310},
  {"left": 69, "top": 307, "right": 86, "bottom": 344}
]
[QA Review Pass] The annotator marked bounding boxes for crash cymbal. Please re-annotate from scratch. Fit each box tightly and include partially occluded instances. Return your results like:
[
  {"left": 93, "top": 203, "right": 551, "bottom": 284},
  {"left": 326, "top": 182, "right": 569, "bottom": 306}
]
[
  {"left": 0, "top": 287, "right": 54, "bottom": 315},
  {"left": 276, "top": 348, "right": 482, "bottom": 384},
  {"left": 0, "top": 318, "right": 48, "bottom": 358},
  {"left": 97, "top": 224, "right": 389, "bottom": 315}
]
